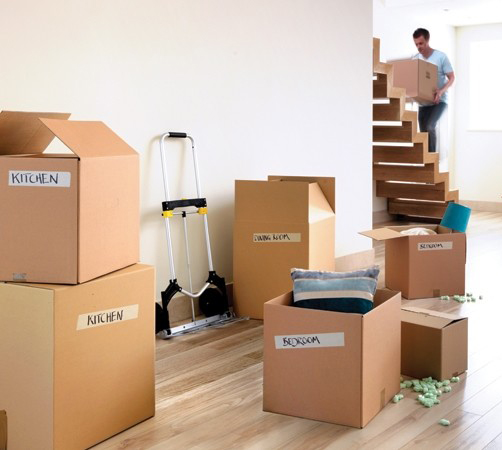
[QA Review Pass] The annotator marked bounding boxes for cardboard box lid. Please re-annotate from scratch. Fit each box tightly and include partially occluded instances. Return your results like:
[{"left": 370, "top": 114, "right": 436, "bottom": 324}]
[
  {"left": 359, "top": 224, "right": 456, "bottom": 241},
  {"left": 359, "top": 227, "right": 403, "bottom": 241},
  {"left": 401, "top": 306, "right": 467, "bottom": 329},
  {"left": 0, "top": 111, "right": 71, "bottom": 155},
  {"left": 235, "top": 176, "right": 335, "bottom": 223},
  {"left": 40, "top": 118, "right": 138, "bottom": 158},
  {"left": 268, "top": 176, "right": 336, "bottom": 212}
]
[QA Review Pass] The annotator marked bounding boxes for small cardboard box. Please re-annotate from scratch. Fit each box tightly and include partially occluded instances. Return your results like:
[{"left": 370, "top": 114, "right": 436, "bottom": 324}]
[
  {"left": 390, "top": 59, "right": 438, "bottom": 104},
  {"left": 0, "top": 111, "right": 139, "bottom": 284},
  {"left": 233, "top": 176, "right": 335, "bottom": 319},
  {"left": 360, "top": 225, "right": 466, "bottom": 299},
  {"left": 263, "top": 289, "right": 401, "bottom": 428},
  {"left": 401, "top": 306, "right": 468, "bottom": 380},
  {"left": 0, "top": 264, "right": 155, "bottom": 450}
]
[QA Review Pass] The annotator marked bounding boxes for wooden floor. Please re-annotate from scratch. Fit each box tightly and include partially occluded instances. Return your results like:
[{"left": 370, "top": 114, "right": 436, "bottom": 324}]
[{"left": 94, "top": 211, "right": 502, "bottom": 449}]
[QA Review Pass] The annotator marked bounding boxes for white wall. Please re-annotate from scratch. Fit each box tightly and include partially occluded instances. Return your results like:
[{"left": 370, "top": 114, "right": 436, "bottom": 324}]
[
  {"left": 373, "top": 0, "right": 456, "bottom": 211},
  {"left": 454, "top": 24, "right": 502, "bottom": 203},
  {"left": 0, "top": 0, "right": 373, "bottom": 297}
]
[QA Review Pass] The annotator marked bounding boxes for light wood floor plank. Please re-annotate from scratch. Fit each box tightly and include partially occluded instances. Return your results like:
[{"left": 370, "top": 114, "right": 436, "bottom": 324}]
[{"left": 440, "top": 400, "right": 502, "bottom": 449}]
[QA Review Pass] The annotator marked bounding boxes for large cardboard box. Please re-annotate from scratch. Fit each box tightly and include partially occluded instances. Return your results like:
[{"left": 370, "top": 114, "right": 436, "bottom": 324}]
[
  {"left": 0, "top": 111, "right": 139, "bottom": 284},
  {"left": 263, "top": 289, "right": 401, "bottom": 428},
  {"left": 0, "top": 264, "right": 155, "bottom": 450},
  {"left": 360, "top": 225, "right": 466, "bottom": 299},
  {"left": 233, "top": 176, "right": 335, "bottom": 319},
  {"left": 401, "top": 306, "right": 468, "bottom": 380},
  {"left": 390, "top": 59, "right": 438, "bottom": 104}
]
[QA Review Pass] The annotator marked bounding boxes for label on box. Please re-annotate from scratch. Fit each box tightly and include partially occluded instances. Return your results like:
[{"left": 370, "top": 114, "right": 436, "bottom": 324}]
[
  {"left": 253, "top": 233, "right": 301, "bottom": 243},
  {"left": 8, "top": 170, "right": 71, "bottom": 187},
  {"left": 275, "top": 332, "right": 344, "bottom": 349},
  {"left": 77, "top": 304, "right": 139, "bottom": 330},
  {"left": 418, "top": 241, "right": 453, "bottom": 251}
]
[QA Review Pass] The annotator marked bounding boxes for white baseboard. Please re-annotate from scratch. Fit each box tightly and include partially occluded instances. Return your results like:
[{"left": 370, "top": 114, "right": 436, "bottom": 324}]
[
  {"left": 460, "top": 200, "right": 502, "bottom": 213},
  {"left": 335, "top": 248, "right": 375, "bottom": 272},
  {"left": 373, "top": 209, "right": 393, "bottom": 224}
]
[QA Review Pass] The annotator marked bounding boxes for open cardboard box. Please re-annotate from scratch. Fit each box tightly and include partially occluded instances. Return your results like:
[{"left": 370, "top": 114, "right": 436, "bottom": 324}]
[
  {"left": 390, "top": 58, "right": 438, "bottom": 104},
  {"left": 263, "top": 289, "right": 401, "bottom": 428},
  {"left": 401, "top": 306, "right": 468, "bottom": 380},
  {"left": 360, "top": 224, "right": 466, "bottom": 299},
  {"left": 0, "top": 264, "right": 155, "bottom": 450},
  {"left": 0, "top": 111, "right": 139, "bottom": 284},
  {"left": 233, "top": 175, "right": 335, "bottom": 319}
]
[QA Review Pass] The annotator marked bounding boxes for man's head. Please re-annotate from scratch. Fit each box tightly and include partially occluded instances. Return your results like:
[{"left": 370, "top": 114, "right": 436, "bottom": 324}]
[{"left": 413, "top": 28, "right": 430, "bottom": 55}]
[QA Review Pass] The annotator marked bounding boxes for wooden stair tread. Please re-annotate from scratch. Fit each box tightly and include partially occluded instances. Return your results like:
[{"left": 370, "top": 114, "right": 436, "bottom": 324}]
[
  {"left": 373, "top": 163, "right": 448, "bottom": 184},
  {"left": 373, "top": 144, "right": 437, "bottom": 164},
  {"left": 376, "top": 181, "right": 451, "bottom": 201},
  {"left": 388, "top": 198, "right": 453, "bottom": 219}
]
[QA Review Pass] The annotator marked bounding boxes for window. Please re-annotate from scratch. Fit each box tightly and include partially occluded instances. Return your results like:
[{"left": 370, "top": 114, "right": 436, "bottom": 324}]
[{"left": 469, "top": 39, "right": 502, "bottom": 130}]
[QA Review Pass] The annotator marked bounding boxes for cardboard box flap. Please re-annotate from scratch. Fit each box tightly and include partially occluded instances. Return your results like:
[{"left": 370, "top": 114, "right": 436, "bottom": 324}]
[
  {"left": 268, "top": 175, "right": 335, "bottom": 212},
  {"left": 0, "top": 111, "right": 71, "bottom": 155},
  {"left": 39, "top": 118, "right": 138, "bottom": 158},
  {"left": 359, "top": 227, "right": 403, "bottom": 241},
  {"left": 401, "top": 306, "right": 466, "bottom": 329},
  {"left": 308, "top": 183, "right": 335, "bottom": 222}
]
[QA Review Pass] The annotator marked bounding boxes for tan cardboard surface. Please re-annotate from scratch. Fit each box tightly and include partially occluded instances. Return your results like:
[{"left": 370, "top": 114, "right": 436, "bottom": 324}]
[
  {"left": 361, "top": 290, "right": 401, "bottom": 426},
  {"left": 263, "top": 289, "right": 401, "bottom": 428},
  {"left": 40, "top": 118, "right": 137, "bottom": 158},
  {"left": 359, "top": 227, "right": 403, "bottom": 241},
  {"left": 0, "top": 264, "right": 155, "bottom": 450},
  {"left": 0, "top": 156, "right": 79, "bottom": 283},
  {"left": 78, "top": 156, "right": 139, "bottom": 282},
  {"left": 0, "top": 283, "right": 55, "bottom": 449},
  {"left": 362, "top": 225, "right": 466, "bottom": 299},
  {"left": 0, "top": 115, "right": 139, "bottom": 284},
  {"left": 268, "top": 175, "right": 336, "bottom": 212},
  {"left": 234, "top": 177, "right": 335, "bottom": 319},
  {"left": 0, "top": 111, "right": 70, "bottom": 155},
  {"left": 401, "top": 307, "right": 468, "bottom": 380},
  {"left": 390, "top": 59, "right": 437, "bottom": 104},
  {"left": 0, "top": 410, "right": 6, "bottom": 450}
]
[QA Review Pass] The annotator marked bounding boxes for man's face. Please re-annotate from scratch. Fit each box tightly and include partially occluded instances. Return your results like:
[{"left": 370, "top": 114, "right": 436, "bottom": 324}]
[{"left": 414, "top": 36, "right": 429, "bottom": 54}]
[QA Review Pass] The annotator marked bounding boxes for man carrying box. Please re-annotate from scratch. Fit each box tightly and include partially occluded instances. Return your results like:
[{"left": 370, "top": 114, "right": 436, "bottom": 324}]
[{"left": 413, "top": 28, "right": 455, "bottom": 153}]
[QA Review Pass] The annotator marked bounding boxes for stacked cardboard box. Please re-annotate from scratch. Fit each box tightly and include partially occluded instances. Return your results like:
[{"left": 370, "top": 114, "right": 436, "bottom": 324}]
[{"left": 0, "top": 111, "right": 155, "bottom": 449}]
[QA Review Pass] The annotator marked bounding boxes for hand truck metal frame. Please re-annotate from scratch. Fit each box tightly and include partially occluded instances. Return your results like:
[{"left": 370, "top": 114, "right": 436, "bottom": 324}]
[{"left": 155, "top": 132, "right": 233, "bottom": 338}]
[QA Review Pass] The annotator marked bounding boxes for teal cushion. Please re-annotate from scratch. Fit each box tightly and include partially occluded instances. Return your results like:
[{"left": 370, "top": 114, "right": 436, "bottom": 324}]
[{"left": 291, "top": 266, "right": 380, "bottom": 314}]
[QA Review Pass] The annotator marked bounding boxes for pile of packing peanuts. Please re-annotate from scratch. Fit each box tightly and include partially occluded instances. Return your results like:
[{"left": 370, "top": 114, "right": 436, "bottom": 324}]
[{"left": 393, "top": 376, "right": 462, "bottom": 426}]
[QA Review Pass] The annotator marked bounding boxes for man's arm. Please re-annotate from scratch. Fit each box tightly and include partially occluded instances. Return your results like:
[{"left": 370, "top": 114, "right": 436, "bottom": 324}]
[{"left": 434, "top": 71, "right": 455, "bottom": 104}]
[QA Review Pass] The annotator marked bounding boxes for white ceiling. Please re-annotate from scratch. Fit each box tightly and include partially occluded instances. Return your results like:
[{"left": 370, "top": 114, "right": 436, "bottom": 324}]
[{"left": 382, "top": 0, "right": 502, "bottom": 26}]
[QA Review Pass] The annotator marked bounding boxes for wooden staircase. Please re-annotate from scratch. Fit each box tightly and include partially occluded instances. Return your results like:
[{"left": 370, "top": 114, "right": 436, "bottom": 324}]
[{"left": 372, "top": 37, "right": 459, "bottom": 220}]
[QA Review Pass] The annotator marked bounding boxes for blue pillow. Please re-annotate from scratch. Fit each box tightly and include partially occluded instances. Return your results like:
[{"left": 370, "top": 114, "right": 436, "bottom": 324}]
[{"left": 290, "top": 266, "right": 380, "bottom": 314}]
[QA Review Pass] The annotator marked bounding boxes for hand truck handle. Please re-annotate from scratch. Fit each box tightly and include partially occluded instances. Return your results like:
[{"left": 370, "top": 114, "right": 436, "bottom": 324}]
[{"left": 159, "top": 132, "right": 201, "bottom": 201}]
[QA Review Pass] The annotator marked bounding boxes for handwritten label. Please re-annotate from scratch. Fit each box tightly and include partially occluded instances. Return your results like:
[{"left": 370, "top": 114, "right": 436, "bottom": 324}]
[
  {"left": 77, "top": 304, "right": 139, "bottom": 330},
  {"left": 253, "top": 233, "right": 301, "bottom": 243},
  {"left": 8, "top": 170, "right": 71, "bottom": 187},
  {"left": 274, "top": 332, "right": 344, "bottom": 349},
  {"left": 418, "top": 241, "right": 453, "bottom": 251}
]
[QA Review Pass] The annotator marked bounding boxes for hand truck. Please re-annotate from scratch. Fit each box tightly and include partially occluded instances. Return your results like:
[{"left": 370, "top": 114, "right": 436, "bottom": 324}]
[{"left": 155, "top": 132, "right": 233, "bottom": 338}]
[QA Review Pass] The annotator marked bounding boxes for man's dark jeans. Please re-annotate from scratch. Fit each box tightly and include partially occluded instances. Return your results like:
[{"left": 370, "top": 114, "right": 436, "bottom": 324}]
[{"left": 418, "top": 102, "right": 447, "bottom": 152}]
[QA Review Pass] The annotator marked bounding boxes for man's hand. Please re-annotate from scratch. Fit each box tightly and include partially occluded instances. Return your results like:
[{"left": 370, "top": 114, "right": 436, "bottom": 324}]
[{"left": 434, "top": 88, "right": 443, "bottom": 104}]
